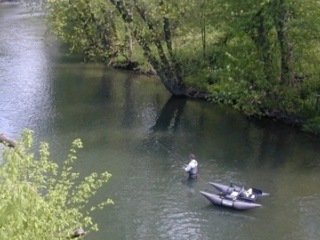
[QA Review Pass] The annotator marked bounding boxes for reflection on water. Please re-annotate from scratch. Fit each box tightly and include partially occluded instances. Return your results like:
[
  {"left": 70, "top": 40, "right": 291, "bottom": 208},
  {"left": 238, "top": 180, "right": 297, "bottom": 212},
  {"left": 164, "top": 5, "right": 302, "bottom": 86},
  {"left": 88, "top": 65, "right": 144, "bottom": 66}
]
[
  {"left": 0, "top": 3, "right": 55, "bottom": 137},
  {"left": 151, "top": 96, "right": 187, "bottom": 132},
  {"left": 1, "top": 3, "right": 320, "bottom": 240}
]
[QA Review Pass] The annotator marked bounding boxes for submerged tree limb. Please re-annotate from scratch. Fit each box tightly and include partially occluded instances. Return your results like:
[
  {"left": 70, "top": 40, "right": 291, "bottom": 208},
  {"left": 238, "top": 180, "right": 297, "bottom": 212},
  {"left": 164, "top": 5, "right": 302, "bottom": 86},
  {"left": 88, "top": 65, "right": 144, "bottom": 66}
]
[{"left": 0, "top": 134, "right": 16, "bottom": 148}]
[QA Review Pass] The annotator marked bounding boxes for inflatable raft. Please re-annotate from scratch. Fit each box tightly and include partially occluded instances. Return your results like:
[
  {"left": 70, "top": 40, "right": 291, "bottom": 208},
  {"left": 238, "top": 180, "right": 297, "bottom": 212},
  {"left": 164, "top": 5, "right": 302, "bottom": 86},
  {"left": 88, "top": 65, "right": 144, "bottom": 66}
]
[
  {"left": 200, "top": 191, "right": 262, "bottom": 210},
  {"left": 209, "top": 182, "right": 269, "bottom": 202}
]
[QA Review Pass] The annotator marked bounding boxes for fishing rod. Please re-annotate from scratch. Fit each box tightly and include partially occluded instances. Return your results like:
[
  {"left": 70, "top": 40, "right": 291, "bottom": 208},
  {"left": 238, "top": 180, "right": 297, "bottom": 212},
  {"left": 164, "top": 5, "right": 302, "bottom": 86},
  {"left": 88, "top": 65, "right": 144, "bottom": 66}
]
[
  {"left": 152, "top": 139, "right": 209, "bottom": 185},
  {"left": 155, "top": 139, "right": 186, "bottom": 162}
]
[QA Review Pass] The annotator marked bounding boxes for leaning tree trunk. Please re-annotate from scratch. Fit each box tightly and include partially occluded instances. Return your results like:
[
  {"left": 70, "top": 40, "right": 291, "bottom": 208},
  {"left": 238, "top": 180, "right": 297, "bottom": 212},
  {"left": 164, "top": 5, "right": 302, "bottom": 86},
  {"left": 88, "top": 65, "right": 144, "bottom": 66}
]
[{"left": 109, "top": 0, "right": 209, "bottom": 99}]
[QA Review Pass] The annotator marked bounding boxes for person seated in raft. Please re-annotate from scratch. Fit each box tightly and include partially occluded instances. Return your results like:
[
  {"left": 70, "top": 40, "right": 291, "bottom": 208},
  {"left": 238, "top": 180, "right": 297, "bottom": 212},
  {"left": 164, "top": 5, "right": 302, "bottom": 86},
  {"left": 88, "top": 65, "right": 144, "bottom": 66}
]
[
  {"left": 243, "top": 188, "right": 255, "bottom": 198},
  {"left": 184, "top": 153, "right": 198, "bottom": 179},
  {"left": 229, "top": 191, "right": 240, "bottom": 200}
]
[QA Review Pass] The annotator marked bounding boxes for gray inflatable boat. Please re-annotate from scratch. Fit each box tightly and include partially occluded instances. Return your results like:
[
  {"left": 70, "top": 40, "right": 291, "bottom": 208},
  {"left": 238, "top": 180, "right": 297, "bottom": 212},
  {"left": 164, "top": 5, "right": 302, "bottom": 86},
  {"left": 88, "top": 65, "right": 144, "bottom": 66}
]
[
  {"left": 200, "top": 191, "right": 262, "bottom": 210},
  {"left": 209, "top": 182, "right": 269, "bottom": 202}
]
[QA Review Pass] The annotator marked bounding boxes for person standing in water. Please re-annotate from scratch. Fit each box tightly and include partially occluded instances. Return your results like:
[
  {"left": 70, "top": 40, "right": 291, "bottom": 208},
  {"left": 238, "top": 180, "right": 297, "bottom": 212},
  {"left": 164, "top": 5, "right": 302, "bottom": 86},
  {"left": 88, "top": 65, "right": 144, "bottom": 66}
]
[{"left": 184, "top": 153, "right": 198, "bottom": 179}]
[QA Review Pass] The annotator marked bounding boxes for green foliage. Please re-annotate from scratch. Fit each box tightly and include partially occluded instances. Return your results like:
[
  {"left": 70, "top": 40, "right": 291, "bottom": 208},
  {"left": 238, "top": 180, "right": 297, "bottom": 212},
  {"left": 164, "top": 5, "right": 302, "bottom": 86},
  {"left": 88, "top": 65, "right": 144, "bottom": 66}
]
[
  {"left": 0, "top": 130, "right": 113, "bottom": 239},
  {"left": 47, "top": 0, "right": 126, "bottom": 62},
  {"left": 303, "top": 116, "right": 320, "bottom": 134},
  {"left": 208, "top": 78, "right": 265, "bottom": 116},
  {"left": 268, "top": 87, "right": 303, "bottom": 114},
  {"left": 43, "top": 0, "right": 320, "bottom": 131}
]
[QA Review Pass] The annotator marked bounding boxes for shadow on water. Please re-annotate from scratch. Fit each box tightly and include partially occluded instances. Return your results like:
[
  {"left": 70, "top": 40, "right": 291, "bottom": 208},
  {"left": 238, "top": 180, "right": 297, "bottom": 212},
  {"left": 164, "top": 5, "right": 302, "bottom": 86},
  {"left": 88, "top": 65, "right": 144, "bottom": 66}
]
[
  {"left": 137, "top": 95, "right": 189, "bottom": 163},
  {"left": 97, "top": 69, "right": 113, "bottom": 102},
  {"left": 121, "top": 75, "right": 135, "bottom": 128},
  {"left": 151, "top": 96, "right": 187, "bottom": 132},
  {"left": 201, "top": 203, "right": 257, "bottom": 221}
]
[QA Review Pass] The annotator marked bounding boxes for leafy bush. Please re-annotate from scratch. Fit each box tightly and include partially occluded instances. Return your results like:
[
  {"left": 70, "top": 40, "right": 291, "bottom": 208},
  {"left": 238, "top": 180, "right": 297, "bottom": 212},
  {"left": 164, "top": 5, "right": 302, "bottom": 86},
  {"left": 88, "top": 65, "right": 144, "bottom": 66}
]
[
  {"left": 0, "top": 130, "right": 113, "bottom": 239},
  {"left": 303, "top": 116, "right": 320, "bottom": 134},
  {"left": 208, "top": 79, "right": 265, "bottom": 116}
]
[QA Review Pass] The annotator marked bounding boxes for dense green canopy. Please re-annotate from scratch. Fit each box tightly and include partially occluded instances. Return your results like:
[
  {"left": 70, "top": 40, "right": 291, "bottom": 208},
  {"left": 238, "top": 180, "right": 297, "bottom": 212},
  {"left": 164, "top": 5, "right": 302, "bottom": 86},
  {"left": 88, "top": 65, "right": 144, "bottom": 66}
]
[{"left": 46, "top": 0, "right": 320, "bottom": 132}]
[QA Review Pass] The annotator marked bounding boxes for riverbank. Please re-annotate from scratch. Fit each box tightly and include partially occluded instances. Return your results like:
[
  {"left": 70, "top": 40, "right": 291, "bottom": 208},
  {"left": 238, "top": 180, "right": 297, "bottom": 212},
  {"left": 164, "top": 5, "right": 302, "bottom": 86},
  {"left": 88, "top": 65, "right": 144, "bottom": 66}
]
[
  {"left": 47, "top": 1, "right": 320, "bottom": 135},
  {"left": 105, "top": 57, "right": 311, "bottom": 134}
]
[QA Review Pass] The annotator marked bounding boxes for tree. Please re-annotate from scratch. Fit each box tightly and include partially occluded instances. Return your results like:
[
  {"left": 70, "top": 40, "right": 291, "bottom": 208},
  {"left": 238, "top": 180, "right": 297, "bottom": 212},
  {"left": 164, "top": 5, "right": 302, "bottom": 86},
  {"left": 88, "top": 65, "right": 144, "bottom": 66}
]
[
  {"left": 108, "top": 0, "right": 209, "bottom": 98},
  {"left": 45, "top": 0, "right": 320, "bottom": 125},
  {"left": 0, "top": 130, "right": 113, "bottom": 239},
  {"left": 215, "top": 0, "right": 320, "bottom": 87},
  {"left": 47, "top": 0, "right": 124, "bottom": 63}
]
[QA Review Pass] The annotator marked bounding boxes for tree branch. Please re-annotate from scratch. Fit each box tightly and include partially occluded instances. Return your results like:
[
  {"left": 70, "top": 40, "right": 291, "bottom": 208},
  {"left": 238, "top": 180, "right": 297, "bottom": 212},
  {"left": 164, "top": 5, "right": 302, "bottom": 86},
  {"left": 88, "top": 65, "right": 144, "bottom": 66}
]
[{"left": 0, "top": 134, "right": 16, "bottom": 148}]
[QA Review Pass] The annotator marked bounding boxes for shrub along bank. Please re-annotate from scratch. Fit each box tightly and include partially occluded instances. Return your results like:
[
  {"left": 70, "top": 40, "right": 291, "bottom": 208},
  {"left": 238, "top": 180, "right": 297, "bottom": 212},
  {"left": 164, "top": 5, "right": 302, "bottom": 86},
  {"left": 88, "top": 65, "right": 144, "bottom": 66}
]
[{"left": 0, "top": 130, "right": 113, "bottom": 239}]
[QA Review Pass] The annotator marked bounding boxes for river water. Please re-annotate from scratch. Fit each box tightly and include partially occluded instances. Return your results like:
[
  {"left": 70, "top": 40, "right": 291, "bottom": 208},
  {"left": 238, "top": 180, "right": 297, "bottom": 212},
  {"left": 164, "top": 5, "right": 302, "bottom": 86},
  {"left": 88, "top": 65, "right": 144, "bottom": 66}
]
[{"left": 1, "top": 3, "right": 320, "bottom": 240}]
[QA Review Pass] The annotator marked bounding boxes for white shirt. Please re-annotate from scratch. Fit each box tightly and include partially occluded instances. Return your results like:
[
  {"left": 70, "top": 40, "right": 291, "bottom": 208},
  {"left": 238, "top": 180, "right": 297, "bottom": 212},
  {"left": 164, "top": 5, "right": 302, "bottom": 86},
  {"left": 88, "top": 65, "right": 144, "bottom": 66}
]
[{"left": 184, "top": 159, "right": 198, "bottom": 172}]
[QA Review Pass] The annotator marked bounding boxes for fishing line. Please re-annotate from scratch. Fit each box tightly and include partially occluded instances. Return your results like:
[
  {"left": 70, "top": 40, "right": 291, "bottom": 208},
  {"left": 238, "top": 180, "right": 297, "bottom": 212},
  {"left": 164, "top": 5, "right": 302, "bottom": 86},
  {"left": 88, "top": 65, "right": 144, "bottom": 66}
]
[
  {"left": 153, "top": 139, "right": 210, "bottom": 187},
  {"left": 155, "top": 139, "right": 186, "bottom": 163}
]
